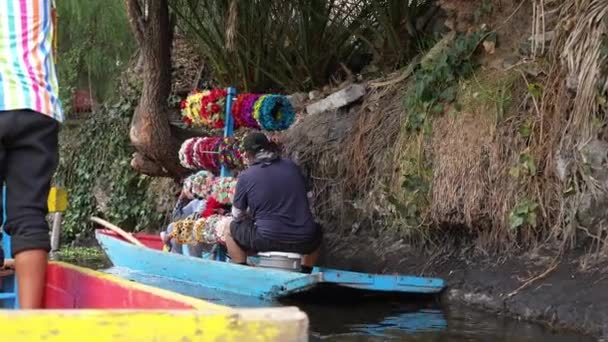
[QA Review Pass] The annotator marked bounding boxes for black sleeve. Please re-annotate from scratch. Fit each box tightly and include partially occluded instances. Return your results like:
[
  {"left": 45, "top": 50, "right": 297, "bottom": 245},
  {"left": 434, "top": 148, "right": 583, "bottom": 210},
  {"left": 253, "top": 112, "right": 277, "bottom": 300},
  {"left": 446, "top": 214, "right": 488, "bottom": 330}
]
[{"left": 233, "top": 176, "right": 249, "bottom": 210}]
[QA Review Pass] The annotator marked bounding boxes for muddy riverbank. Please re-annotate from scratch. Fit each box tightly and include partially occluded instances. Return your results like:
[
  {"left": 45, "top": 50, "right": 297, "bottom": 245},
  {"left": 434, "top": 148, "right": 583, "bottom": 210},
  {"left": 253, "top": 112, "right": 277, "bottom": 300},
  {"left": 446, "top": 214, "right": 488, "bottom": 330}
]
[
  {"left": 322, "top": 233, "right": 607, "bottom": 340},
  {"left": 57, "top": 242, "right": 603, "bottom": 340}
]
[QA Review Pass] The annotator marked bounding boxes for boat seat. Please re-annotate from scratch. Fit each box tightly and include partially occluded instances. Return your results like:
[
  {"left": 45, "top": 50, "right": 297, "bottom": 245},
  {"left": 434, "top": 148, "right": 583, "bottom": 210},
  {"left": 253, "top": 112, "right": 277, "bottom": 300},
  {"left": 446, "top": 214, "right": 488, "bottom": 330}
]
[
  {"left": 258, "top": 251, "right": 302, "bottom": 259},
  {"left": 257, "top": 252, "right": 302, "bottom": 272}
]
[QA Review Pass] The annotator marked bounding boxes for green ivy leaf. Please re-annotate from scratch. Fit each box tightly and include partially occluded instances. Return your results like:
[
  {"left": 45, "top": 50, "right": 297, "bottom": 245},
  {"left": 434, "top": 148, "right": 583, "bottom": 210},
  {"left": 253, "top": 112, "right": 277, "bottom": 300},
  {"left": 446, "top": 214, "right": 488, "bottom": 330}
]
[
  {"left": 509, "top": 166, "right": 520, "bottom": 178},
  {"left": 527, "top": 212, "right": 538, "bottom": 227},
  {"left": 519, "top": 153, "right": 537, "bottom": 176},
  {"left": 431, "top": 103, "right": 444, "bottom": 114},
  {"left": 439, "top": 86, "right": 457, "bottom": 102},
  {"left": 528, "top": 83, "right": 543, "bottom": 98},
  {"left": 509, "top": 212, "right": 524, "bottom": 229},
  {"left": 526, "top": 159, "right": 537, "bottom": 176},
  {"left": 519, "top": 120, "right": 532, "bottom": 138}
]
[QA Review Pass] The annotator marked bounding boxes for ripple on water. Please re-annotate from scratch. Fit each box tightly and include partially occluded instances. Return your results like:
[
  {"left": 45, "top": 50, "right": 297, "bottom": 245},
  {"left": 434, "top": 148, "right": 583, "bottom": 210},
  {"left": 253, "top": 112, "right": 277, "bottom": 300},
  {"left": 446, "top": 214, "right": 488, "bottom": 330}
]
[{"left": 102, "top": 267, "right": 597, "bottom": 342}]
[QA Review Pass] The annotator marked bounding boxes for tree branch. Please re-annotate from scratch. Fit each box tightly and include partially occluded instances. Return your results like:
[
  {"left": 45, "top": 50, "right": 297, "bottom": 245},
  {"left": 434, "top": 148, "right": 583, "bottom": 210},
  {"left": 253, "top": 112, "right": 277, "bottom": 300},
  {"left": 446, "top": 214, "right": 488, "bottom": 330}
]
[
  {"left": 131, "top": 152, "right": 171, "bottom": 178},
  {"left": 125, "top": 0, "right": 146, "bottom": 45}
]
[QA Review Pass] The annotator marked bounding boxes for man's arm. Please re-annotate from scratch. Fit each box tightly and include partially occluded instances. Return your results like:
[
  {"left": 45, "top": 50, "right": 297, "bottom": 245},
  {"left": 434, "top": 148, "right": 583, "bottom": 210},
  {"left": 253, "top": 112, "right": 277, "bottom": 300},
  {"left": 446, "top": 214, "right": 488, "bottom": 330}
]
[{"left": 232, "top": 177, "right": 249, "bottom": 221}]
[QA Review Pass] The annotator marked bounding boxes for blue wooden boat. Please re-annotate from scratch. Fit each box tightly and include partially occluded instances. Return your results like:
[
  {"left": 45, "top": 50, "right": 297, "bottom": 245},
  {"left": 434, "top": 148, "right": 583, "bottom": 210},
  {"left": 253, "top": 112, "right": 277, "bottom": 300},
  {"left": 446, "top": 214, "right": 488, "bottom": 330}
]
[{"left": 95, "top": 229, "right": 445, "bottom": 301}]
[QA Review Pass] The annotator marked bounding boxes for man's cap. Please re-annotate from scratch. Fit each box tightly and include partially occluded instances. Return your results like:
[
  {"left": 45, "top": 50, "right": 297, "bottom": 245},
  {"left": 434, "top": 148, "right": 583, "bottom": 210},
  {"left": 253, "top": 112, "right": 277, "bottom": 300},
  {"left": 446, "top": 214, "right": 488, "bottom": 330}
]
[{"left": 242, "top": 132, "right": 270, "bottom": 153}]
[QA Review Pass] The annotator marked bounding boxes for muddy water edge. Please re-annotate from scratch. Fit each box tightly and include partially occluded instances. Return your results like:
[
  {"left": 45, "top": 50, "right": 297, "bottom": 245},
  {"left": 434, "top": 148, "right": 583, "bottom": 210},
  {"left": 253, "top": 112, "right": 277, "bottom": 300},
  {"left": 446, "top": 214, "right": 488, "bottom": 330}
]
[{"left": 58, "top": 247, "right": 600, "bottom": 341}]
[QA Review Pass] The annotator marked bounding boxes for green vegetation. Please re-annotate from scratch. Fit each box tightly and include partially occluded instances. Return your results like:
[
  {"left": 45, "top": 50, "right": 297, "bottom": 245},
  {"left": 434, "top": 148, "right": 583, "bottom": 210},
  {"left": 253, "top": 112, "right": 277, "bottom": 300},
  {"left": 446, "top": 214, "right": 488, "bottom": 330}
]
[
  {"left": 461, "top": 71, "right": 519, "bottom": 122},
  {"left": 56, "top": 0, "right": 134, "bottom": 108},
  {"left": 388, "top": 158, "right": 432, "bottom": 229},
  {"left": 54, "top": 99, "right": 163, "bottom": 240},
  {"left": 386, "top": 30, "right": 489, "bottom": 232},
  {"left": 509, "top": 199, "right": 539, "bottom": 230},
  {"left": 55, "top": 246, "right": 109, "bottom": 270},
  {"left": 170, "top": 0, "right": 433, "bottom": 92},
  {"left": 404, "top": 30, "right": 488, "bottom": 132}
]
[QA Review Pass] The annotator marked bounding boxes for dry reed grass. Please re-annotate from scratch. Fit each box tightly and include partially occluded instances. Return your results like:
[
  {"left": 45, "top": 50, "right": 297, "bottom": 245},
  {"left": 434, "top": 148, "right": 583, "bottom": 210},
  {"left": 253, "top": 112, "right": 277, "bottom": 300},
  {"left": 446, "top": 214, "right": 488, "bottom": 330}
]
[
  {"left": 282, "top": 73, "right": 410, "bottom": 235},
  {"left": 431, "top": 103, "right": 495, "bottom": 231},
  {"left": 428, "top": 68, "right": 546, "bottom": 251},
  {"left": 281, "top": 0, "right": 608, "bottom": 259},
  {"left": 532, "top": 0, "right": 608, "bottom": 257}
]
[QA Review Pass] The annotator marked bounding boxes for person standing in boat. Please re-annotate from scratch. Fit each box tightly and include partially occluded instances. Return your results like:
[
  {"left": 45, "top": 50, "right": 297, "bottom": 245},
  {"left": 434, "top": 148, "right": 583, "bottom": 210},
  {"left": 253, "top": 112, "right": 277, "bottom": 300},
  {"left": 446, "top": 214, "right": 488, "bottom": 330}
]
[
  {"left": 225, "top": 132, "right": 322, "bottom": 273},
  {"left": 0, "top": 0, "right": 62, "bottom": 308}
]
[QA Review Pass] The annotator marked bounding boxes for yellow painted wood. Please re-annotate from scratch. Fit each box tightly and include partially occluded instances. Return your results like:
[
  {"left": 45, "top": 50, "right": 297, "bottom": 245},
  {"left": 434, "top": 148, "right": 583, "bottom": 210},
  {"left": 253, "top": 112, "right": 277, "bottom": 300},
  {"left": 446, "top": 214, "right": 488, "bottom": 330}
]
[
  {"left": 0, "top": 309, "right": 308, "bottom": 342},
  {"left": 48, "top": 187, "right": 68, "bottom": 213},
  {"left": 0, "top": 262, "right": 309, "bottom": 341}
]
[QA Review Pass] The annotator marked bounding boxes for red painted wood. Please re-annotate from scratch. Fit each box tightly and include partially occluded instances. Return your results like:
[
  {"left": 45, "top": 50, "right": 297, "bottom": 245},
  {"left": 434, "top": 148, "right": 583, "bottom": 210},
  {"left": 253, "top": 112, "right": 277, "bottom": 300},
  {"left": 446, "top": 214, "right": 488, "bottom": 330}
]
[
  {"left": 97, "top": 230, "right": 164, "bottom": 250},
  {"left": 43, "top": 263, "right": 194, "bottom": 309}
]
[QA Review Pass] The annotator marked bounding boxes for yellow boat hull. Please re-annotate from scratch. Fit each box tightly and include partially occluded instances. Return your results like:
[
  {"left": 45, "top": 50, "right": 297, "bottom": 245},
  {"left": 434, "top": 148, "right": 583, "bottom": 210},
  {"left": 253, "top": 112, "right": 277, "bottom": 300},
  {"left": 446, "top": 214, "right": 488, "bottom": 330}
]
[{"left": 0, "top": 262, "right": 308, "bottom": 341}]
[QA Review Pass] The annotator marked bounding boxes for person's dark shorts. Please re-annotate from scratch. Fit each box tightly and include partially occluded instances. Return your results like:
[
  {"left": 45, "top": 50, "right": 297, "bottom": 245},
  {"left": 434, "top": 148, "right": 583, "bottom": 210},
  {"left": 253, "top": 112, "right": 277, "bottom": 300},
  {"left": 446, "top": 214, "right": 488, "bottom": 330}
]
[
  {"left": 0, "top": 110, "right": 59, "bottom": 256},
  {"left": 230, "top": 218, "right": 323, "bottom": 254}
]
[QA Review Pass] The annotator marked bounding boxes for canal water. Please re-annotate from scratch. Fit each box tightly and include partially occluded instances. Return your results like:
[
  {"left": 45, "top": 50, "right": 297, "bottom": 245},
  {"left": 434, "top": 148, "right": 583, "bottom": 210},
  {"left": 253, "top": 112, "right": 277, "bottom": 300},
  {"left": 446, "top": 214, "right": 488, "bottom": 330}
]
[{"left": 103, "top": 267, "right": 597, "bottom": 342}]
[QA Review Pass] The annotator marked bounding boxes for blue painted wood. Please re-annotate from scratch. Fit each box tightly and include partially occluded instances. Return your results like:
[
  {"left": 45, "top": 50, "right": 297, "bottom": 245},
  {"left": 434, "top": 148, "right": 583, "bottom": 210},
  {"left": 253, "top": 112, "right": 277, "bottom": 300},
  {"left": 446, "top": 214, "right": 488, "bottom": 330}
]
[
  {"left": 103, "top": 266, "right": 448, "bottom": 336},
  {"left": 312, "top": 267, "right": 445, "bottom": 294},
  {"left": 220, "top": 87, "right": 237, "bottom": 178},
  {"left": 0, "top": 293, "right": 16, "bottom": 300},
  {"left": 103, "top": 266, "right": 275, "bottom": 308},
  {"left": 217, "top": 86, "right": 234, "bottom": 261},
  {"left": 96, "top": 231, "right": 318, "bottom": 299},
  {"left": 96, "top": 231, "right": 446, "bottom": 299},
  {"left": 0, "top": 184, "right": 18, "bottom": 309}
]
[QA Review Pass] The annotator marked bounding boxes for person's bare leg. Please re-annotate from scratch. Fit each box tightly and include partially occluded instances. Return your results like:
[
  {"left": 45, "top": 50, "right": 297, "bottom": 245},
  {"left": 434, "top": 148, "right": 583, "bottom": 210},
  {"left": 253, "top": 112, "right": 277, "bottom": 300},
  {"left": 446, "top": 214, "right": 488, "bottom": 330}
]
[
  {"left": 302, "top": 247, "right": 320, "bottom": 267},
  {"left": 15, "top": 249, "right": 47, "bottom": 309},
  {"left": 224, "top": 229, "right": 247, "bottom": 263}
]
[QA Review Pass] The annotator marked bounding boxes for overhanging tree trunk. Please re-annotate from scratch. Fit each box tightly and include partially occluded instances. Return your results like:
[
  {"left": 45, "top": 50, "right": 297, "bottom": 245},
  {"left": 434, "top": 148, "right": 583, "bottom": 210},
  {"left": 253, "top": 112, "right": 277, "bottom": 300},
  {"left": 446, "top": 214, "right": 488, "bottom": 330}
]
[{"left": 125, "top": 0, "right": 187, "bottom": 179}]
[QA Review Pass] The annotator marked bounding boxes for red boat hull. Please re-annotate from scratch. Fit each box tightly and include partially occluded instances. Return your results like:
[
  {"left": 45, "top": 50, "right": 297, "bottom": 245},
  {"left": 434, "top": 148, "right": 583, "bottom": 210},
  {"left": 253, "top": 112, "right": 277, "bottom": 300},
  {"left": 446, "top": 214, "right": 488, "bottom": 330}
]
[{"left": 44, "top": 262, "right": 193, "bottom": 309}]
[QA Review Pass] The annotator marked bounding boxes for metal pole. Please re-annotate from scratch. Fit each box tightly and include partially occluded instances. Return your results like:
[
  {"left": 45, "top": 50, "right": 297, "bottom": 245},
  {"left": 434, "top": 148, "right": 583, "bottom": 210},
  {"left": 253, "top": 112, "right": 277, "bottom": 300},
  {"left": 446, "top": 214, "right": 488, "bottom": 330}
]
[
  {"left": 217, "top": 87, "right": 236, "bottom": 261},
  {"left": 50, "top": 212, "right": 62, "bottom": 254},
  {"left": 220, "top": 87, "right": 236, "bottom": 178}
]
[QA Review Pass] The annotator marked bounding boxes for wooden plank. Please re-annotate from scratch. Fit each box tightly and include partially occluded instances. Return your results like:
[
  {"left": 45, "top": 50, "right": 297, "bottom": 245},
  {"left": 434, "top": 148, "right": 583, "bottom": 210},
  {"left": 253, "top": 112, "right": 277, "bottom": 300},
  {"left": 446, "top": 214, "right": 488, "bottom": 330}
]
[
  {"left": 0, "top": 308, "right": 308, "bottom": 342},
  {"left": 95, "top": 231, "right": 318, "bottom": 299},
  {"left": 91, "top": 217, "right": 146, "bottom": 247},
  {"left": 0, "top": 261, "right": 309, "bottom": 341},
  {"left": 46, "top": 261, "right": 228, "bottom": 311},
  {"left": 96, "top": 230, "right": 446, "bottom": 298},
  {"left": 315, "top": 267, "right": 445, "bottom": 294}
]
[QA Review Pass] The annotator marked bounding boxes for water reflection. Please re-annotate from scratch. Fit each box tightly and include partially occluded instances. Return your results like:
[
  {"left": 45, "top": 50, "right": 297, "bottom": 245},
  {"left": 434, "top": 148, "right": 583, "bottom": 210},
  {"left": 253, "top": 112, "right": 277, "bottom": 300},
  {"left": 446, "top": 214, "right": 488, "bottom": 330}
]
[
  {"left": 102, "top": 267, "right": 596, "bottom": 342},
  {"left": 304, "top": 301, "right": 596, "bottom": 342},
  {"left": 348, "top": 310, "right": 447, "bottom": 337}
]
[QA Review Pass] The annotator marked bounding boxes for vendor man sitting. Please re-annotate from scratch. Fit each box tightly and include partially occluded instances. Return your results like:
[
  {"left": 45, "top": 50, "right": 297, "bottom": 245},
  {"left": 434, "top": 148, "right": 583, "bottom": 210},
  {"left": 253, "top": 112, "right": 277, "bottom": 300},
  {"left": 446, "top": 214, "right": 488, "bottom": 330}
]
[{"left": 225, "top": 132, "right": 322, "bottom": 273}]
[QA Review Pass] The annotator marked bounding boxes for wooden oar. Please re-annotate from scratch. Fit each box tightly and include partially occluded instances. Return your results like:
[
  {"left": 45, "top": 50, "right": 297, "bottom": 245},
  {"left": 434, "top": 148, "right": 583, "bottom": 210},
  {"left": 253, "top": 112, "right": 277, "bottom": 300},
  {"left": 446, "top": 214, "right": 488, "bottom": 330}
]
[{"left": 90, "top": 216, "right": 146, "bottom": 248}]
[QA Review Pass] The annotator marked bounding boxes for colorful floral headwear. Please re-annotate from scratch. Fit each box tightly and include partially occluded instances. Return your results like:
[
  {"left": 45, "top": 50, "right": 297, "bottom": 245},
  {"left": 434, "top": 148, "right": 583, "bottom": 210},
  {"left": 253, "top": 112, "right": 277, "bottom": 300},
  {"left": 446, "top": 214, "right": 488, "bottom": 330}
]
[
  {"left": 232, "top": 93, "right": 261, "bottom": 129},
  {"left": 211, "top": 177, "right": 237, "bottom": 205},
  {"left": 252, "top": 95, "right": 295, "bottom": 131},
  {"left": 180, "top": 90, "right": 210, "bottom": 127},
  {"left": 185, "top": 170, "right": 216, "bottom": 199}
]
